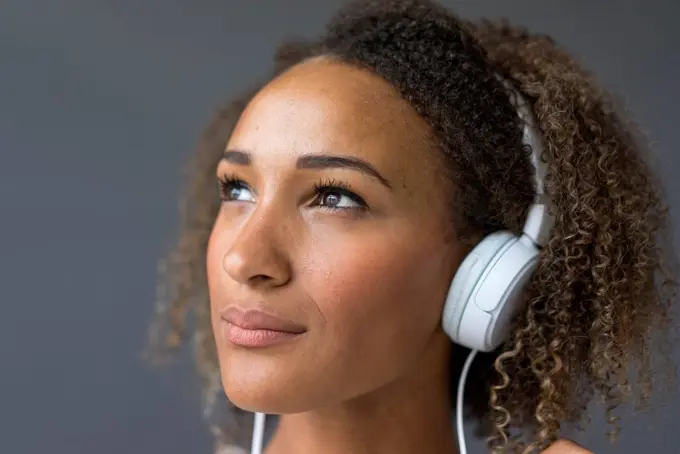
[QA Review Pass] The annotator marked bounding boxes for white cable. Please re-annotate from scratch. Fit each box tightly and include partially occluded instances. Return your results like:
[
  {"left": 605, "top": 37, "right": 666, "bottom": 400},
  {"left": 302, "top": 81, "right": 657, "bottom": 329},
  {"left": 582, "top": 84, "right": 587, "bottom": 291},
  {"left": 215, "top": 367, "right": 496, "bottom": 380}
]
[
  {"left": 456, "top": 349, "right": 478, "bottom": 454},
  {"left": 251, "top": 412, "right": 266, "bottom": 454}
]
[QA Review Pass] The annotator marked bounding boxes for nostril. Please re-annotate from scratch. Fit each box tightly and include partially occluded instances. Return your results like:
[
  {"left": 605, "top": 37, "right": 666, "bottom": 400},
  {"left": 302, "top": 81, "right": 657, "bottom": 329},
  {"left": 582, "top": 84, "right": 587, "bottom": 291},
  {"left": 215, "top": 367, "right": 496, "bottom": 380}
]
[{"left": 250, "top": 274, "right": 273, "bottom": 283}]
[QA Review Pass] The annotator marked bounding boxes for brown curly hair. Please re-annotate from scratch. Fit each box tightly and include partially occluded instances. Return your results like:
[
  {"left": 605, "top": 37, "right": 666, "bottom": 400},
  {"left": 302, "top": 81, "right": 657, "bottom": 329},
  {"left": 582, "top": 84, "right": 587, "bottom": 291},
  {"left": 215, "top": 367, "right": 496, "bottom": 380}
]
[{"left": 147, "top": 1, "right": 679, "bottom": 452}]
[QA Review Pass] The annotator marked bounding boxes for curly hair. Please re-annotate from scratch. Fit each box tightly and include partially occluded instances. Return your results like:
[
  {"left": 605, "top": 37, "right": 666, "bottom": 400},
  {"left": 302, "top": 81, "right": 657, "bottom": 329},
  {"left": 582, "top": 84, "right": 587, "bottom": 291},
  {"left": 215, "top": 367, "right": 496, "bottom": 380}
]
[{"left": 147, "top": 1, "right": 679, "bottom": 452}]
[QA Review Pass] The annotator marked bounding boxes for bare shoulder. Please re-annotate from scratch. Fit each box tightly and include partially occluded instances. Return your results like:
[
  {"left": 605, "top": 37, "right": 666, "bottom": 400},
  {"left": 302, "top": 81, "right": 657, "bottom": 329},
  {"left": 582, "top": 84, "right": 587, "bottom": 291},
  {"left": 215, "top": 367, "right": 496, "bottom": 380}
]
[{"left": 542, "top": 439, "right": 594, "bottom": 453}]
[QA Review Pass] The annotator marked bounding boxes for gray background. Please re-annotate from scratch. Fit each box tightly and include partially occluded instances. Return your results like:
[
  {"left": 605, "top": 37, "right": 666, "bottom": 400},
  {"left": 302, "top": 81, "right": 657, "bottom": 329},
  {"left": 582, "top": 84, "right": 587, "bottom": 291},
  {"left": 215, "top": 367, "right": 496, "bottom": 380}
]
[{"left": 1, "top": 1, "right": 678, "bottom": 453}]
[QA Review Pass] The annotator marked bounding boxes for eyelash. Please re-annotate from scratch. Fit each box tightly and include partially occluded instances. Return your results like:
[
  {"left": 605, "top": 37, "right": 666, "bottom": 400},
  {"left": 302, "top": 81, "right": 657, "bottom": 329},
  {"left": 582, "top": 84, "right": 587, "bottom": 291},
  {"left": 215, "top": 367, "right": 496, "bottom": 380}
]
[{"left": 217, "top": 174, "right": 368, "bottom": 212}]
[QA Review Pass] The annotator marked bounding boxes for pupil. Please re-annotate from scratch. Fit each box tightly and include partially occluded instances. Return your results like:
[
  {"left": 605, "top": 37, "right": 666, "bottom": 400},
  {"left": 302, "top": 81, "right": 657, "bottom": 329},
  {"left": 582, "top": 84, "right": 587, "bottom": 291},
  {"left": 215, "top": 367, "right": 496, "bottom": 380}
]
[{"left": 325, "top": 193, "right": 340, "bottom": 206}]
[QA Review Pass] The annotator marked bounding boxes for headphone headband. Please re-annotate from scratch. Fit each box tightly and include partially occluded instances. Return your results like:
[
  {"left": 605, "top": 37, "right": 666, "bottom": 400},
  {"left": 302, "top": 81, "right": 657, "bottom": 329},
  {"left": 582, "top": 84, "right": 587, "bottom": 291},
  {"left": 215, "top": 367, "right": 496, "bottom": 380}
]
[{"left": 499, "top": 77, "right": 554, "bottom": 247}]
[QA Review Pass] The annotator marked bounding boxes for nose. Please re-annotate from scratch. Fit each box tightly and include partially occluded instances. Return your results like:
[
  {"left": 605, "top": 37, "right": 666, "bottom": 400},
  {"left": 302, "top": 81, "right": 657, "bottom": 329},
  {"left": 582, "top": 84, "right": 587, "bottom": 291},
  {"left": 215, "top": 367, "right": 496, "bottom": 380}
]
[{"left": 221, "top": 205, "right": 293, "bottom": 289}]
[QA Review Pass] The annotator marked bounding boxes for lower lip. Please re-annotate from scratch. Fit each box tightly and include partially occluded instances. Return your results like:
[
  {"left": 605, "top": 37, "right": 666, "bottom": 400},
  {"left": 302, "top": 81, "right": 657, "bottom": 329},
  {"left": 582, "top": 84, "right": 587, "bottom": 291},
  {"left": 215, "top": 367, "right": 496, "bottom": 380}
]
[{"left": 221, "top": 321, "right": 304, "bottom": 348}]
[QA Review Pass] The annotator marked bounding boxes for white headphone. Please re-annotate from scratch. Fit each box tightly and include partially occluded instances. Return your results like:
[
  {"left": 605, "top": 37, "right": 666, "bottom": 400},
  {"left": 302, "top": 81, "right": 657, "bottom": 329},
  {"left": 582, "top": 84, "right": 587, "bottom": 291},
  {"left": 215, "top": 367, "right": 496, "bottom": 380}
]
[
  {"left": 248, "top": 79, "right": 553, "bottom": 454},
  {"left": 441, "top": 79, "right": 553, "bottom": 353}
]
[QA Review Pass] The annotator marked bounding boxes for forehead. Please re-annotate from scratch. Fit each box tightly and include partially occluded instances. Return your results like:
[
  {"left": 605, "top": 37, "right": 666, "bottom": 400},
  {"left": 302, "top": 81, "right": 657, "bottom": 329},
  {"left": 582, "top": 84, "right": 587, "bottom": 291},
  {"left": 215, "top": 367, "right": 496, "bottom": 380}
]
[{"left": 227, "top": 57, "right": 442, "bottom": 182}]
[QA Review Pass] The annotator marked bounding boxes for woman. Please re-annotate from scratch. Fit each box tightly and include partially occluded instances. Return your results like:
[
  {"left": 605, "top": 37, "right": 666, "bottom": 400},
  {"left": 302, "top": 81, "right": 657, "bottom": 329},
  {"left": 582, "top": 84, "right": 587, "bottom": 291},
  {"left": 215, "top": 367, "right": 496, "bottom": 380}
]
[{"left": 148, "top": 1, "right": 678, "bottom": 453}]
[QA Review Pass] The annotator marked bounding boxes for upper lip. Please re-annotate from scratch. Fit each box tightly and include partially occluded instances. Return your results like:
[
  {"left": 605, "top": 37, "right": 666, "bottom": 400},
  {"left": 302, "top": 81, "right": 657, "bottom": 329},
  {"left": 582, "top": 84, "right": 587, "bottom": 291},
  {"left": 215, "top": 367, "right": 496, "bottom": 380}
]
[{"left": 220, "top": 306, "right": 307, "bottom": 334}]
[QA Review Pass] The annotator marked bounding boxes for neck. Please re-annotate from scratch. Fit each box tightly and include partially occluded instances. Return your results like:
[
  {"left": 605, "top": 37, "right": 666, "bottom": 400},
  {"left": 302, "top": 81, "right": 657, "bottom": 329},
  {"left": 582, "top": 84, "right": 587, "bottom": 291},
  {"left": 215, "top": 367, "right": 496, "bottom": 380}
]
[{"left": 263, "top": 333, "right": 457, "bottom": 454}]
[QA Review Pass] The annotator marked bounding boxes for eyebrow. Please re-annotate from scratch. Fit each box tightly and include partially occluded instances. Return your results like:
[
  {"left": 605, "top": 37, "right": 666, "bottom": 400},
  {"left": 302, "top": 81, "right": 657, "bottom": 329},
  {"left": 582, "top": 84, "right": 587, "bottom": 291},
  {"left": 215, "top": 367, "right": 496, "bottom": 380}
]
[{"left": 221, "top": 150, "right": 393, "bottom": 189}]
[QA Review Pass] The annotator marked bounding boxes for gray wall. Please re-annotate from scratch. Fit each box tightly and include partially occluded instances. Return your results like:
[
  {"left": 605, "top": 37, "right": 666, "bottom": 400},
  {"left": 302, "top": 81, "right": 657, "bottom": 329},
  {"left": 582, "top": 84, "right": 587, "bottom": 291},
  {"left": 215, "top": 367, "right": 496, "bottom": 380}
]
[{"left": 1, "top": 1, "right": 678, "bottom": 453}]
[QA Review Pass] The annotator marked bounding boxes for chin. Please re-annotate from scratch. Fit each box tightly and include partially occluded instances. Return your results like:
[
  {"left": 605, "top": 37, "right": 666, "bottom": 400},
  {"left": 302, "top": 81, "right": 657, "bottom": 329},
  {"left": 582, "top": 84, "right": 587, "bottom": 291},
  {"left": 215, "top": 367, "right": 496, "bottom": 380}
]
[{"left": 219, "top": 354, "right": 321, "bottom": 414}]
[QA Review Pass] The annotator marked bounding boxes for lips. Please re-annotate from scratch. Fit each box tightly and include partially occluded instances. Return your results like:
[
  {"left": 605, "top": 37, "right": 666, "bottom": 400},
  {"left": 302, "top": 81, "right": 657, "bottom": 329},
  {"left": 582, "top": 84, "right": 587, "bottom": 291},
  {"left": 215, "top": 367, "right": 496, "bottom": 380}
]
[{"left": 220, "top": 307, "right": 307, "bottom": 334}]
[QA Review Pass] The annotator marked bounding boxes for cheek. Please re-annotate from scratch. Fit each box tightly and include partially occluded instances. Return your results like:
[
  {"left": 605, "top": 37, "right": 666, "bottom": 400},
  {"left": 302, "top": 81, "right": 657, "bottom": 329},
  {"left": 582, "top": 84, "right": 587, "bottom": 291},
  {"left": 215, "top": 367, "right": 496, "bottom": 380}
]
[{"left": 303, "top": 229, "right": 452, "bottom": 362}]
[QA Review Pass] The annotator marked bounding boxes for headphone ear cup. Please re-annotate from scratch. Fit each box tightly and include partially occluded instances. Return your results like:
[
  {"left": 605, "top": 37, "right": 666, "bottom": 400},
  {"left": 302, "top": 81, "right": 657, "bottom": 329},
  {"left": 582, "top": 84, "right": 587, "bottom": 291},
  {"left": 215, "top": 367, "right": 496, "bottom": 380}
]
[
  {"left": 442, "top": 231, "right": 539, "bottom": 352},
  {"left": 442, "top": 232, "right": 516, "bottom": 344}
]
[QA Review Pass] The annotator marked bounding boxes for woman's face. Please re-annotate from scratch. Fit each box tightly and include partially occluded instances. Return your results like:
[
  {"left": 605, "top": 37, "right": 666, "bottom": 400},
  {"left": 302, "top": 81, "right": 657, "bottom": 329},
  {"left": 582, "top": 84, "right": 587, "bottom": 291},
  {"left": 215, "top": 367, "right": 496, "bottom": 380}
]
[{"left": 207, "top": 57, "right": 464, "bottom": 413}]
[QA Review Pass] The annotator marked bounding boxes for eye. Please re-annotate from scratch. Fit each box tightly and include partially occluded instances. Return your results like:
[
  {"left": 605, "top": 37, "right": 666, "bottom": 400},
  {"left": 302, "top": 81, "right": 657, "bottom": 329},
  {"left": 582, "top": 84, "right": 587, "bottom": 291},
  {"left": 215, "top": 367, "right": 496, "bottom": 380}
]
[
  {"left": 317, "top": 190, "right": 362, "bottom": 209},
  {"left": 218, "top": 175, "right": 254, "bottom": 203},
  {"left": 313, "top": 178, "right": 367, "bottom": 211}
]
